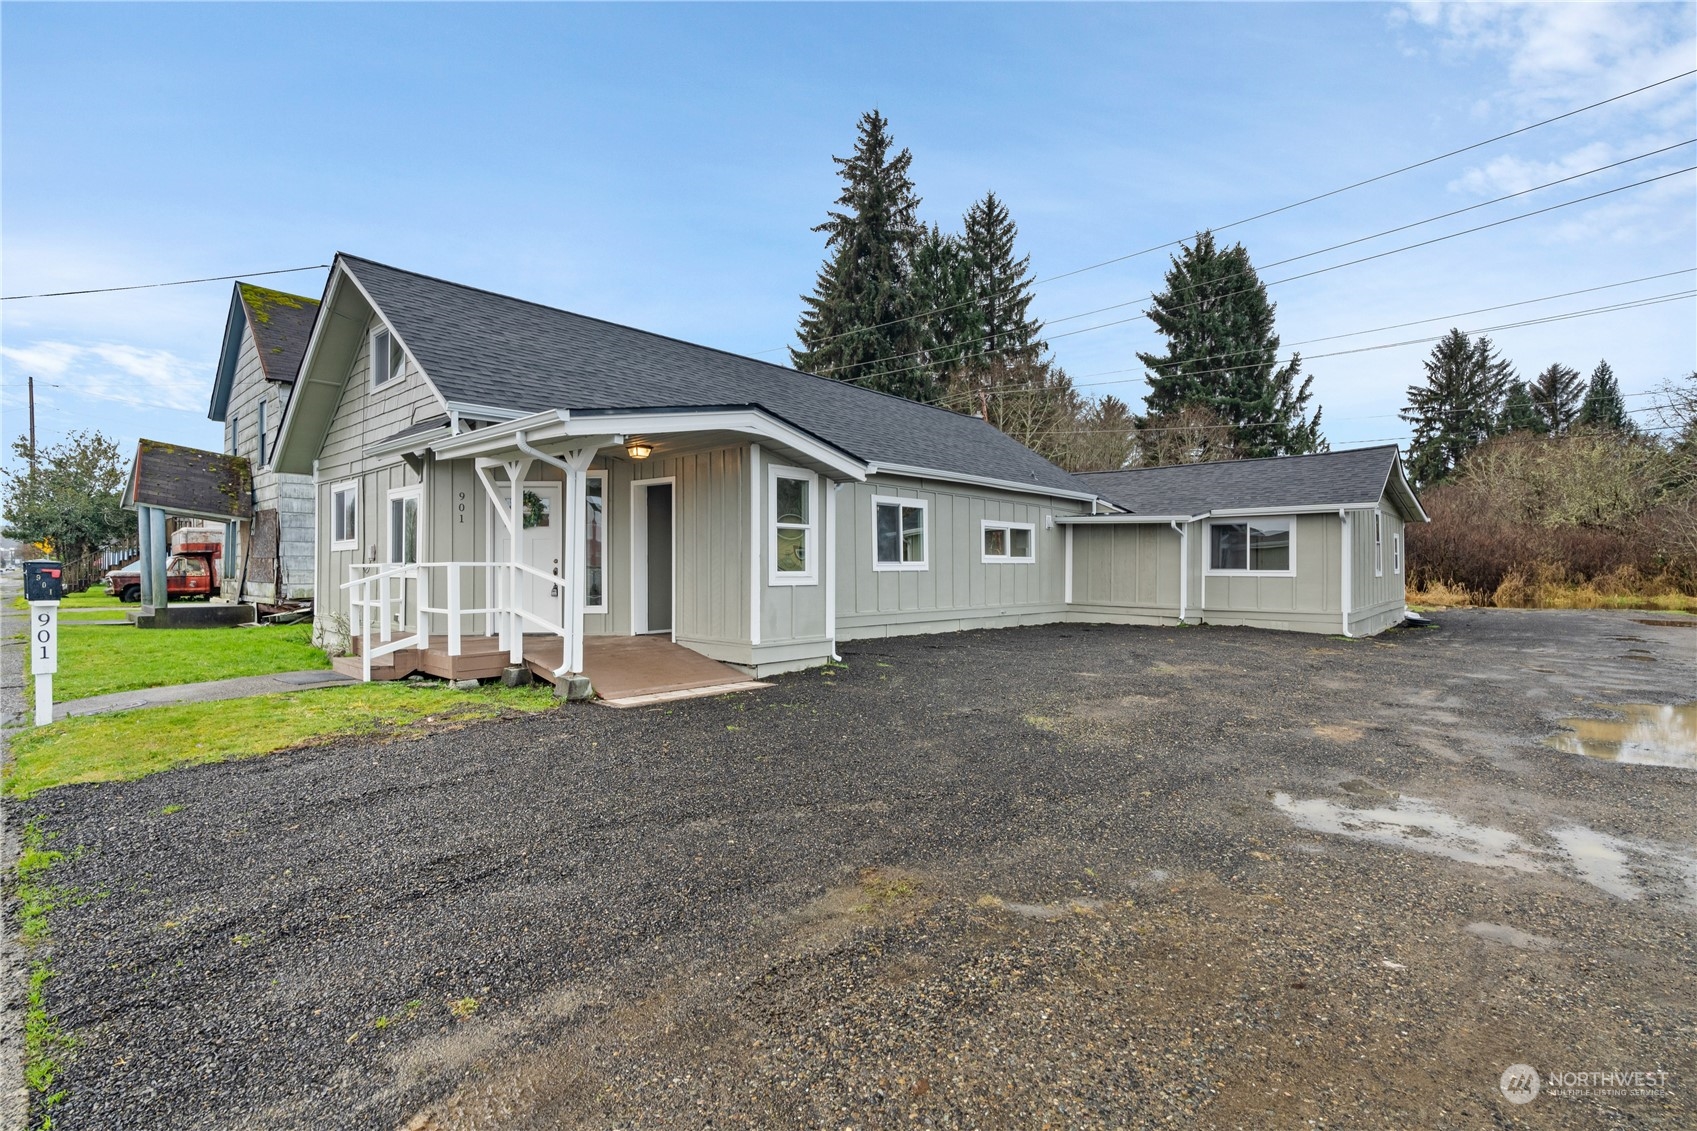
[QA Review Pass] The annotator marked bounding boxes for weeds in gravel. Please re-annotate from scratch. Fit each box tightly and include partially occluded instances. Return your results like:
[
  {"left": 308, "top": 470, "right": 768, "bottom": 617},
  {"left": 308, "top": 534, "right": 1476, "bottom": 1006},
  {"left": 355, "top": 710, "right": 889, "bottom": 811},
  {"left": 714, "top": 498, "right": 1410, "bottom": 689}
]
[
  {"left": 449, "top": 996, "right": 480, "bottom": 1021},
  {"left": 4, "top": 682, "right": 559, "bottom": 798},
  {"left": 14, "top": 820, "right": 77, "bottom": 1127}
]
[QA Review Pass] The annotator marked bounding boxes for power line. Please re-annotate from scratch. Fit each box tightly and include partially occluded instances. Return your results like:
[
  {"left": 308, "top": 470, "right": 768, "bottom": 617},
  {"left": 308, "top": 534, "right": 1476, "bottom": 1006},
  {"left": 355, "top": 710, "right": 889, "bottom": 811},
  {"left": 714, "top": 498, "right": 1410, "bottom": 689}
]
[
  {"left": 765, "top": 67, "right": 1697, "bottom": 358},
  {"left": 817, "top": 163, "right": 1695, "bottom": 387},
  {"left": 0, "top": 264, "right": 329, "bottom": 302}
]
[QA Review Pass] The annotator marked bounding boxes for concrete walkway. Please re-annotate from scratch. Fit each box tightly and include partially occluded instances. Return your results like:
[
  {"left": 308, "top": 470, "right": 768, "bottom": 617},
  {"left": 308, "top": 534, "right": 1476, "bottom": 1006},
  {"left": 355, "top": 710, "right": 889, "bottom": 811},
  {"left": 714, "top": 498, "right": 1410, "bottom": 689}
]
[{"left": 50, "top": 669, "right": 357, "bottom": 722}]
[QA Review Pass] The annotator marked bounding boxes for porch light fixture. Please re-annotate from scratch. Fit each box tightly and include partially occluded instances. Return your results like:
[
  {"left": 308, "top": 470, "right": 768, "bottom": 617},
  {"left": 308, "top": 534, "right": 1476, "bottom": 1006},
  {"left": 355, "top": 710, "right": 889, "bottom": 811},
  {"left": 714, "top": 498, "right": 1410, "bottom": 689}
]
[{"left": 625, "top": 440, "right": 654, "bottom": 460}]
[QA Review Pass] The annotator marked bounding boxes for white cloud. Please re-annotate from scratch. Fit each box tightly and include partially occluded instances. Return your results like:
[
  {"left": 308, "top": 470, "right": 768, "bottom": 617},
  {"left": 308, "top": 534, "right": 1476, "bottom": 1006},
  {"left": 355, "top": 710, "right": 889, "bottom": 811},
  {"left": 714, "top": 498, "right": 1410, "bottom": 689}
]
[{"left": 0, "top": 341, "right": 209, "bottom": 414}]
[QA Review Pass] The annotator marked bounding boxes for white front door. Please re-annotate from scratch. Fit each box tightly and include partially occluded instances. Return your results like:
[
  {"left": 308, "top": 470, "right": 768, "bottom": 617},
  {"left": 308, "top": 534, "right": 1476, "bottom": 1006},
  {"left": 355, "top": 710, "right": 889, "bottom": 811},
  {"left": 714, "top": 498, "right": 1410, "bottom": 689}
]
[{"left": 493, "top": 483, "right": 564, "bottom": 628}]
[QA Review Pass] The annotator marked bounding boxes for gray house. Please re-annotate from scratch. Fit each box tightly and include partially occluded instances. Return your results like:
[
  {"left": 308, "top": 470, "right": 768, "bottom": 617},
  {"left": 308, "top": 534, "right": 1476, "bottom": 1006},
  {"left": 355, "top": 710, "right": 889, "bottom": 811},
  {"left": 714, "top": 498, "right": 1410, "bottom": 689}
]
[
  {"left": 1071, "top": 446, "right": 1427, "bottom": 638},
  {"left": 270, "top": 254, "right": 1421, "bottom": 694},
  {"left": 207, "top": 283, "right": 321, "bottom": 604}
]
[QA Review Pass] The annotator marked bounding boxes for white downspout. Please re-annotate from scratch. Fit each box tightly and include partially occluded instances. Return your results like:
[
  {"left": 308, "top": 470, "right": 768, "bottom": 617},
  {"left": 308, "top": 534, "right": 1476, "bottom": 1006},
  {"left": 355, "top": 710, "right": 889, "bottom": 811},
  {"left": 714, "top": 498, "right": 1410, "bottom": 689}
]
[
  {"left": 1064, "top": 522, "right": 1074, "bottom": 607},
  {"left": 1339, "top": 509, "right": 1353, "bottom": 638},
  {"left": 749, "top": 443, "right": 762, "bottom": 649},
  {"left": 1169, "top": 519, "right": 1188, "bottom": 624},
  {"left": 826, "top": 481, "right": 841, "bottom": 661}
]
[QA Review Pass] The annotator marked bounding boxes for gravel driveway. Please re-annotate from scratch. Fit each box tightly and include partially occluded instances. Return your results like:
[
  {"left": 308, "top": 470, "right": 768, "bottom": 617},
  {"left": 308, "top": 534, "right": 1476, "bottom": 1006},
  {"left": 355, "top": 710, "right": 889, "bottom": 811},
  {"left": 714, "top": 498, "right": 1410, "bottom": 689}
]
[{"left": 14, "top": 610, "right": 1697, "bottom": 1129}]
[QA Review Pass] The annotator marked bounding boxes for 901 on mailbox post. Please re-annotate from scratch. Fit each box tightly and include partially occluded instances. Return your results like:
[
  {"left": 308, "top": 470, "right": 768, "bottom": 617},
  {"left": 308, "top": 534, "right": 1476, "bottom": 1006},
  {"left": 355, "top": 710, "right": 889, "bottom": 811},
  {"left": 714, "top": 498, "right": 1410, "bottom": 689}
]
[{"left": 23, "top": 560, "right": 62, "bottom": 726}]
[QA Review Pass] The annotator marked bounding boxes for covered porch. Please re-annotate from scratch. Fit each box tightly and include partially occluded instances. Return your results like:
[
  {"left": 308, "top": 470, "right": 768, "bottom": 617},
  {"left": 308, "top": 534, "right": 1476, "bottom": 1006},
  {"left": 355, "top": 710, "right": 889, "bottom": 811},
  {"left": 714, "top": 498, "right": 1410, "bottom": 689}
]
[{"left": 338, "top": 407, "right": 865, "bottom": 699}]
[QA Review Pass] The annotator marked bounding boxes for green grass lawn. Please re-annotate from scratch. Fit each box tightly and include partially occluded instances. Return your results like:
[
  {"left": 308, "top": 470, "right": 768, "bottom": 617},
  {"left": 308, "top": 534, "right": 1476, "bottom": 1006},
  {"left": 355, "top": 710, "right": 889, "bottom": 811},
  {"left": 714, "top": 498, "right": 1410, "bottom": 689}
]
[
  {"left": 11, "top": 586, "right": 124, "bottom": 612},
  {"left": 50, "top": 622, "right": 331, "bottom": 702},
  {"left": 4, "top": 683, "right": 559, "bottom": 799}
]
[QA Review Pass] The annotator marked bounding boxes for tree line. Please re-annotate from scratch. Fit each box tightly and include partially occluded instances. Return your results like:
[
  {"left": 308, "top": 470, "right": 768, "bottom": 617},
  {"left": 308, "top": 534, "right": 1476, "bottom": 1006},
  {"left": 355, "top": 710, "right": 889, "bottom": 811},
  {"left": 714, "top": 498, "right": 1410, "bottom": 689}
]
[{"left": 790, "top": 111, "right": 1324, "bottom": 471}]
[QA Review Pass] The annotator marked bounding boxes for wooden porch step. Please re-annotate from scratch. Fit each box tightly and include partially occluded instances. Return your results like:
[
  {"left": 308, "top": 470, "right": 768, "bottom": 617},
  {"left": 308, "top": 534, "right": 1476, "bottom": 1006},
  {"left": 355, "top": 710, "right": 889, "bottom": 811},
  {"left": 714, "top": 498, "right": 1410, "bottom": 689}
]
[{"left": 331, "top": 650, "right": 418, "bottom": 682}]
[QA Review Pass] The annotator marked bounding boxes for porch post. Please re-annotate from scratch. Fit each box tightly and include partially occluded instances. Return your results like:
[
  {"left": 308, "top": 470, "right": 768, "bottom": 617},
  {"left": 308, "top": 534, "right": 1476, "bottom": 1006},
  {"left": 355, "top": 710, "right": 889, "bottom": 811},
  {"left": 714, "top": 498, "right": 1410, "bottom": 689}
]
[
  {"left": 506, "top": 459, "right": 531, "bottom": 664},
  {"left": 137, "top": 505, "right": 155, "bottom": 607},
  {"left": 558, "top": 447, "right": 596, "bottom": 674}
]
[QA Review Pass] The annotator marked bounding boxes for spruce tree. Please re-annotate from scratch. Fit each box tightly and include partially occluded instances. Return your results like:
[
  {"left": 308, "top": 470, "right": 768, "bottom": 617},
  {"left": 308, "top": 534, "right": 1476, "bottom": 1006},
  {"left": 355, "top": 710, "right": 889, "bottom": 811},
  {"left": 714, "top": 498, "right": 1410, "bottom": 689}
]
[
  {"left": 1401, "top": 328, "right": 1514, "bottom": 485},
  {"left": 791, "top": 111, "right": 929, "bottom": 399},
  {"left": 1531, "top": 362, "right": 1585, "bottom": 433},
  {"left": 908, "top": 224, "right": 976, "bottom": 397},
  {"left": 1498, "top": 380, "right": 1550, "bottom": 434},
  {"left": 1137, "top": 231, "right": 1323, "bottom": 458},
  {"left": 1577, "top": 359, "right": 1632, "bottom": 432},
  {"left": 961, "top": 190, "right": 1045, "bottom": 376}
]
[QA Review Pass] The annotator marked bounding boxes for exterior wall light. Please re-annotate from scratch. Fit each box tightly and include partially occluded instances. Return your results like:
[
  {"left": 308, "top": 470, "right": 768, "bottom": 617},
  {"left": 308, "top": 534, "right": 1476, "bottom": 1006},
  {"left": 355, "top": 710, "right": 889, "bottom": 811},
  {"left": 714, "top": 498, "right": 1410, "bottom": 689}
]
[{"left": 625, "top": 441, "right": 654, "bottom": 460}]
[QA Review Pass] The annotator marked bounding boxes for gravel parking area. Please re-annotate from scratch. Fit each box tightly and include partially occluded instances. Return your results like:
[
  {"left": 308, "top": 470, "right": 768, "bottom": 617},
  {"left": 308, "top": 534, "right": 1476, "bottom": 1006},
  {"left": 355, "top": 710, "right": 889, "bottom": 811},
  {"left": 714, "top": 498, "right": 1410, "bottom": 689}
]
[{"left": 14, "top": 610, "right": 1697, "bottom": 1128}]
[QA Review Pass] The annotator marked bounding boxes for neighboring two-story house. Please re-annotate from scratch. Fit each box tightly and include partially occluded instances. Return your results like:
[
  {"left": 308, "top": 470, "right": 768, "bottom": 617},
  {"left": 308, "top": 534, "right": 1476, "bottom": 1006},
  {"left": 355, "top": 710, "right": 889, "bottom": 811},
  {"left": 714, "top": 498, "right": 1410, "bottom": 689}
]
[{"left": 207, "top": 283, "right": 321, "bottom": 605}]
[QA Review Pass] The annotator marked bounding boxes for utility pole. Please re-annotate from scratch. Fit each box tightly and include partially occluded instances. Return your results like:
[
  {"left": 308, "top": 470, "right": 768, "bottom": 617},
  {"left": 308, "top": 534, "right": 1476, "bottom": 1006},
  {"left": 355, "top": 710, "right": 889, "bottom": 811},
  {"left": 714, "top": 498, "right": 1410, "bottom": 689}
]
[{"left": 28, "top": 374, "right": 38, "bottom": 470}]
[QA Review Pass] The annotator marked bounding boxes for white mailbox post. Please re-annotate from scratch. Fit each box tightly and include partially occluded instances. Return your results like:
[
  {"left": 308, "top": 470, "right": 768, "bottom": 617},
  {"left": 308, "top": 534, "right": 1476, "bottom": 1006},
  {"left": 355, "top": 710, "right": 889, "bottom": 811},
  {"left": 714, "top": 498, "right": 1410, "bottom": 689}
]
[{"left": 30, "top": 602, "right": 58, "bottom": 726}]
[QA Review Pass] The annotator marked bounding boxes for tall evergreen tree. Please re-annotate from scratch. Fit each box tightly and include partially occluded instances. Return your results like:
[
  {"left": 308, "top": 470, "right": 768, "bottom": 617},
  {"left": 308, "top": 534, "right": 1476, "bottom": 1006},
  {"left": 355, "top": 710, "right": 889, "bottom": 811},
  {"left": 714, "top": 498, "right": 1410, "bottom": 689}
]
[
  {"left": 1498, "top": 380, "right": 1550, "bottom": 435},
  {"left": 907, "top": 224, "right": 976, "bottom": 395},
  {"left": 791, "top": 111, "right": 929, "bottom": 399},
  {"left": 1137, "top": 231, "right": 1323, "bottom": 458},
  {"left": 1577, "top": 359, "right": 1632, "bottom": 432},
  {"left": 1401, "top": 328, "right": 1514, "bottom": 485},
  {"left": 961, "top": 190, "right": 1046, "bottom": 377},
  {"left": 1530, "top": 362, "right": 1585, "bottom": 433}
]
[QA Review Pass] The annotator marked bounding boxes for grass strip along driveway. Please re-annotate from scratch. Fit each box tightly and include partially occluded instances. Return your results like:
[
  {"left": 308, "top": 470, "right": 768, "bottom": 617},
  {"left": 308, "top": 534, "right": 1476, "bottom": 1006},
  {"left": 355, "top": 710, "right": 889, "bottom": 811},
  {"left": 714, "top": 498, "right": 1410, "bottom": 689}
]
[
  {"left": 5, "top": 682, "right": 559, "bottom": 799},
  {"left": 47, "top": 622, "right": 330, "bottom": 703}
]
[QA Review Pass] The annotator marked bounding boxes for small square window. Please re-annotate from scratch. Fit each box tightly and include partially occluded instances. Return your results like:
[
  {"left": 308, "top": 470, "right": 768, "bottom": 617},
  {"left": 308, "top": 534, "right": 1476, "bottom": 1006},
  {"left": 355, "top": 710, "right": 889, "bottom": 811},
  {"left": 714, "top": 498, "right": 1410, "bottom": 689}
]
[
  {"left": 874, "top": 498, "right": 928, "bottom": 570},
  {"left": 982, "top": 521, "right": 1035, "bottom": 564}
]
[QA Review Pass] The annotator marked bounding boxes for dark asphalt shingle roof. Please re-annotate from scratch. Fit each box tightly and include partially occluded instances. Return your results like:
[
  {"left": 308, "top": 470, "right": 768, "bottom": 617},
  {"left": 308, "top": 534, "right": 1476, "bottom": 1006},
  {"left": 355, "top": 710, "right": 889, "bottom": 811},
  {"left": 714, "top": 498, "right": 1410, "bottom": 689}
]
[
  {"left": 342, "top": 255, "right": 1085, "bottom": 495},
  {"left": 1077, "top": 446, "right": 1403, "bottom": 515},
  {"left": 238, "top": 284, "right": 320, "bottom": 384}
]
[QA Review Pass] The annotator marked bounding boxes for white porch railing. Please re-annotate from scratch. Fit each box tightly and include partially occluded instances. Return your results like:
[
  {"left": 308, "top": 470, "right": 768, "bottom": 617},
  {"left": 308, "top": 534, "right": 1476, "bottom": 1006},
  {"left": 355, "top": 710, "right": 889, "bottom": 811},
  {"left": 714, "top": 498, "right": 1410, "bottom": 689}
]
[{"left": 342, "top": 560, "right": 576, "bottom": 682}]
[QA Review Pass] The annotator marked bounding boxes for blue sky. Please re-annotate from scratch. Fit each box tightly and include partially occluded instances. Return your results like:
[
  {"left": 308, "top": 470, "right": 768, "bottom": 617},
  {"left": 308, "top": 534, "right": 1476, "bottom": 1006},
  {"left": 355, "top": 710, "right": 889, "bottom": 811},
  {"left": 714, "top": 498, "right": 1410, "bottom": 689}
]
[{"left": 2, "top": 1, "right": 1693, "bottom": 469}]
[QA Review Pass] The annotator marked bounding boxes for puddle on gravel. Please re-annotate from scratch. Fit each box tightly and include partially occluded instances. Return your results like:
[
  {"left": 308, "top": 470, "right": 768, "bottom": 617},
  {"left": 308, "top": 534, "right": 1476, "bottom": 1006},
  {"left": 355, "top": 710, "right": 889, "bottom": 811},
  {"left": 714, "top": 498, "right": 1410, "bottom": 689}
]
[
  {"left": 1271, "top": 791, "right": 1697, "bottom": 905},
  {"left": 1466, "top": 921, "right": 1555, "bottom": 950},
  {"left": 1545, "top": 704, "right": 1697, "bottom": 770}
]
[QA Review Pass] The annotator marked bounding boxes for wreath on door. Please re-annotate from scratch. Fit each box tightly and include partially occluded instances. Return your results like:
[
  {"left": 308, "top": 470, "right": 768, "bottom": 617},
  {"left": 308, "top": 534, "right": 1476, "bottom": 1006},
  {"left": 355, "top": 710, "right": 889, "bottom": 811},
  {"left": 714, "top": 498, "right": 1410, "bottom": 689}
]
[{"left": 522, "top": 490, "right": 550, "bottom": 529}]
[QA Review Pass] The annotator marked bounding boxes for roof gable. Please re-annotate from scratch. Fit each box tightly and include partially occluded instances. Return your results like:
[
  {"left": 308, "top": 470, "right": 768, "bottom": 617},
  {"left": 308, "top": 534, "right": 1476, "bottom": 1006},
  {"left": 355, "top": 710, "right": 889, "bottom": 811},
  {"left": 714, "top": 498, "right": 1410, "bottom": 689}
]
[
  {"left": 207, "top": 282, "right": 321, "bottom": 422},
  {"left": 333, "top": 254, "right": 1086, "bottom": 496},
  {"left": 1078, "top": 446, "right": 1425, "bottom": 520}
]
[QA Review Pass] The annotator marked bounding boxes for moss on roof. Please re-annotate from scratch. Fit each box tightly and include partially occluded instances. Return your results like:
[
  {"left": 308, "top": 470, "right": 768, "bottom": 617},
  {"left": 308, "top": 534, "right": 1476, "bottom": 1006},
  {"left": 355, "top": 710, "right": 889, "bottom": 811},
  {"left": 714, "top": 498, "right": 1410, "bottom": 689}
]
[{"left": 239, "top": 283, "right": 320, "bottom": 325}]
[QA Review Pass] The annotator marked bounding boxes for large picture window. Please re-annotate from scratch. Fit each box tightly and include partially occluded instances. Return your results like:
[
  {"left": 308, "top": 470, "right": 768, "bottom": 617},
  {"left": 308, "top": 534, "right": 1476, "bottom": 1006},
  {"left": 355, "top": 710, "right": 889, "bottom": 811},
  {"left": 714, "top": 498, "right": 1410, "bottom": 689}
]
[
  {"left": 873, "top": 497, "right": 928, "bottom": 571},
  {"left": 330, "top": 481, "right": 358, "bottom": 551},
  {"left": 585, "top": 472, "right": 607, "bottom": 611},
  {"left": 982, "top": 520, "right": 1036, "bottom": 564},
  {"left": 387, "top": 486, "right": 421, "bottom": 568},
  {"left": 1208, "top": 520, "right": 1292, "bottom": 573},
  {"left": 769, "top": 466, "right": 817, "bottom": 584}
]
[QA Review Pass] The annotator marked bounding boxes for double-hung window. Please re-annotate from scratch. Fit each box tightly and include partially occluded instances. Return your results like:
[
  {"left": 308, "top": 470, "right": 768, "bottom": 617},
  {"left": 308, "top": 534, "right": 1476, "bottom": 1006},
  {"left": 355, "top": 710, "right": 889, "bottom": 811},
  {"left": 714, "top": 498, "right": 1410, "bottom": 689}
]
[
  {"left": 330, "top": 482, "right": 358, "bottom": 551},
  {"left": 1373, "top": 511, "right": 1384, "bottom": 577},
  {"left": 1208, "top": 520, "right": 1292, "bottom": 573},
  {"left": 387, "top": 486, "right": 421, "bottom": 569},
  {"left": 982, "top": 520, "right": 1036, "bottom": 564},
  {"left": 371, "top": 327, "right": 405, "bottom": 389},
  {"left": 585, "top": 472, "right": 607, "bottom": 611},
  {"left": 770, "top": 466, "right": 817, "bottom": 584},
  {"left": 873, "top": 496, "right": 928, "bottom": 571},
  {"left": 1392, "top": 531, "right": 1402, "bottom": 575}
]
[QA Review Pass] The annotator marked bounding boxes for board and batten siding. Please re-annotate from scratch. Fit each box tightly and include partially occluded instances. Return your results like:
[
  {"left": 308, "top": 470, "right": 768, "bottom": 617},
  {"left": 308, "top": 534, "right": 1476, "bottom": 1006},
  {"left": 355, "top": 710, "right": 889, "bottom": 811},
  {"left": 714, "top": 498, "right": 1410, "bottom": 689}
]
[
  {"left": 313, "top": 316, "right": 440, "bottom": 646},
  {"left": 828, "top": 472, "right": 1081, "bottom": 645},
  {"left": 1067, "top": 524, "right": 1183, "bottom": 624},
  {"left": 1348, "top": 503, "right": 1408, "bottom": 636},
  {"left": 1193, "top": 512, "right": 1343, "bottom": 634}
]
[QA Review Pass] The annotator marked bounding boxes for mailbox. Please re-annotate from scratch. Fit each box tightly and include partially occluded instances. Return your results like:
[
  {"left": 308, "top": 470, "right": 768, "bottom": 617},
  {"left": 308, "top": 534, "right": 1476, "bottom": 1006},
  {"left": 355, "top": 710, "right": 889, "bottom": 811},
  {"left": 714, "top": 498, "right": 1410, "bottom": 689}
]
[{"left": 23, "top": 560, "right": 63, "bottom": 603}]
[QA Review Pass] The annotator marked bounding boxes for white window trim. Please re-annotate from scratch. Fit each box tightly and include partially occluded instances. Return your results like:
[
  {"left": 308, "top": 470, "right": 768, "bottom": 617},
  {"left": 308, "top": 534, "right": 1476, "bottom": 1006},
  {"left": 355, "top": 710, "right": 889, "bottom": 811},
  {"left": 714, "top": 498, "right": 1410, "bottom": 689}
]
[
  {"left": 370, "top": 326, "right": 406, "bottom": 391},
  {"left": 768, "top": 464, "right": 818, "bottom": 586},
  {"left": 330, "top": 480, "right": 359, "bottom": 551},
  {"left": 981, "top": 519, "right": 1037, "bottom": 564},
  {"left": 229, "top": 412, "right": 240, "bottom": 458},
  {"left": 256, "top": 400, "right": 269, "bottom": 468},
  {"left": 1392, "top": 531, "right": 1403, "bottom": 575},
  {"left": 584, "top": 470, "right": 608, "bottom": 613},
  {"left": 1203, "top": 518, "right": 1296, "bottom": 577},
  {"left": 872, "top": 495, "right": 929, "bottom": 572},
  {"left": 386, "top": 484, "right": 423, "bottom": 573},
  {"left": 1374, "top": 511, "right": 1384, "bottom": 577}
]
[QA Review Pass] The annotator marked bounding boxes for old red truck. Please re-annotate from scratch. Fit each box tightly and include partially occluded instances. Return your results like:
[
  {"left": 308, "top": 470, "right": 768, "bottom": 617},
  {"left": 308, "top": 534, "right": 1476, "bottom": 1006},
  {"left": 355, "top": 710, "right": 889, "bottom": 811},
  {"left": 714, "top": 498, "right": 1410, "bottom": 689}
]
[{"left": 104, "top": 536, "right": 224, "bottom": 603}]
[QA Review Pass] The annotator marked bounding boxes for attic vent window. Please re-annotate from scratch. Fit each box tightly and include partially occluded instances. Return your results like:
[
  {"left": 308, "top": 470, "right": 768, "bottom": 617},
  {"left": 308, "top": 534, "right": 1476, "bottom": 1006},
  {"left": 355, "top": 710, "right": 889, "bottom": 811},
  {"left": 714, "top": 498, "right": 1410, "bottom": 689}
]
[{"left": 371, "top": 328, "right": 405, "bottom": 389}]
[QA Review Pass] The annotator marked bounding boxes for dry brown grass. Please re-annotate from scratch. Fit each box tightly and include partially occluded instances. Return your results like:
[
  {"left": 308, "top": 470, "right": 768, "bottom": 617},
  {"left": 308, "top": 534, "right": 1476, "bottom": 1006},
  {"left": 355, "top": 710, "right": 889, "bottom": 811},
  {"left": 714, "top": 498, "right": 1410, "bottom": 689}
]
[{"left": 1407, "top": 568, "right": 1697, "bottom": 614}]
